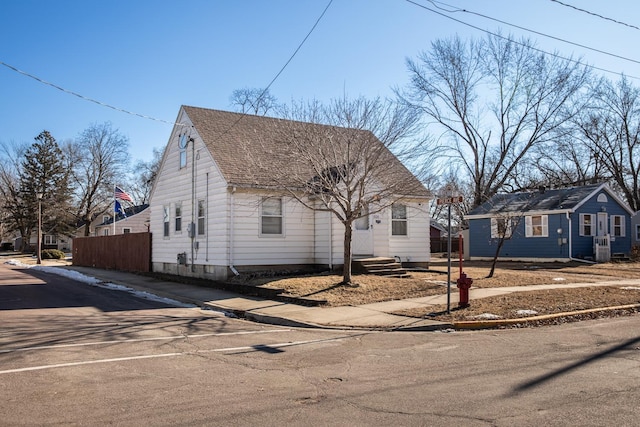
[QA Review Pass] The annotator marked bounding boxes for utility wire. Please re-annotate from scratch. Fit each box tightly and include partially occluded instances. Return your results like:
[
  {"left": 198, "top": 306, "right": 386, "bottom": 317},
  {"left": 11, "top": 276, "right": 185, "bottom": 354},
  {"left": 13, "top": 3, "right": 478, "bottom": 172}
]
[
  {"left": 550, "top": 0, "right": 640, "bottom": 31},
  {"left": 404, "top": 0, "right": 640, "bottom": 80},
  {"left": 427, "top": 0, "right": 640, "bottom": 66},
  {"left": 0, "top": 60, "right": 182, "bottom": 126},
  {"left": 212, "top": 0, "right": 333, "bottom": 140},
  {"left": 1, "top": 0, "right": 333, "bottom": 130}
]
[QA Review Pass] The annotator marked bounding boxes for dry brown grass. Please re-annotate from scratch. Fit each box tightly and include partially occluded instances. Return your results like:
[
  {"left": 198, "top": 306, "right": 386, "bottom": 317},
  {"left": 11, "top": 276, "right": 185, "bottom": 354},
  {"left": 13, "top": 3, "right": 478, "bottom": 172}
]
[{"left": 250, "top": 260, "right": 640, "bottom": 323}]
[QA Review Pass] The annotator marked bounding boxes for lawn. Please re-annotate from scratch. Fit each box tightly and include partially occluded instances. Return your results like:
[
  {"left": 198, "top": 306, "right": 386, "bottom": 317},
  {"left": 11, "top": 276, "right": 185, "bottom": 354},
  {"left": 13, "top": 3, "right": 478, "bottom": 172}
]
[{"left": 239, "top": 260, "right": 640, "bottom": 324}]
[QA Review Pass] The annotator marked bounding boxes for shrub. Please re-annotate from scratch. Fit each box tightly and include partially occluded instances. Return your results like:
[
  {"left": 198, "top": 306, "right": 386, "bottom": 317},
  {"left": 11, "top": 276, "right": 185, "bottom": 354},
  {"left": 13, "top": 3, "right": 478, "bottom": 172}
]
[{"left": 41, "top": 249, "right": 66, "bottom": 260}]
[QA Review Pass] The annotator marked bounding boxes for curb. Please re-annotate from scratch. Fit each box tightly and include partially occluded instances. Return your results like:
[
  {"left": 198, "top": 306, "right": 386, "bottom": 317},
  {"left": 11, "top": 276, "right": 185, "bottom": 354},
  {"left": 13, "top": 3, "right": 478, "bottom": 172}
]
[{"left": 453, "top": 303, "right": 640, "bottom": 330}]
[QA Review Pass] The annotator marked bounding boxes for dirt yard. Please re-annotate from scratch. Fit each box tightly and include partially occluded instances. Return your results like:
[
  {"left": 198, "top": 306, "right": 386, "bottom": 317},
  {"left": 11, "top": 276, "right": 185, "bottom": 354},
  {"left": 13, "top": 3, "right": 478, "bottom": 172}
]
[{"left": 246, "top": 260, "right": 640, "bottom": 324}]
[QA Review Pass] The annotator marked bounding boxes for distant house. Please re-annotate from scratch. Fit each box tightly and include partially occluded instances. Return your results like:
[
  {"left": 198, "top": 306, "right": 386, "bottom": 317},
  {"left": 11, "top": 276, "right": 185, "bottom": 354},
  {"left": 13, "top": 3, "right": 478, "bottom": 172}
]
[
  {"left": 149, "top": 106, "right": 431, "bottom": 280},
  {"left": 93, "top": 204, "right": 150, "bottom": 236},
  {"left": 465, "top": 184, "right": 633, "bottom": 262}
]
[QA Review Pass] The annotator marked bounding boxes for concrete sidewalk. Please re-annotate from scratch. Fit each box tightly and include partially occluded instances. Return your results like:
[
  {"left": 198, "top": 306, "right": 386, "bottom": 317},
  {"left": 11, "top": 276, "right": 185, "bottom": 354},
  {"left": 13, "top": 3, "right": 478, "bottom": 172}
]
[{"left": 61, "top": 265, "right": 640, "bottom": 331}]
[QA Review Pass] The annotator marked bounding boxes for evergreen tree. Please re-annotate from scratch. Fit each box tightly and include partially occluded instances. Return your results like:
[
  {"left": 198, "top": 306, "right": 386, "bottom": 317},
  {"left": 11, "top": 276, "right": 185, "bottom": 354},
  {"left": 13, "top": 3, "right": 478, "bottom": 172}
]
[{"left": 19, "top": 131, "right": 75, "bottom": 249}]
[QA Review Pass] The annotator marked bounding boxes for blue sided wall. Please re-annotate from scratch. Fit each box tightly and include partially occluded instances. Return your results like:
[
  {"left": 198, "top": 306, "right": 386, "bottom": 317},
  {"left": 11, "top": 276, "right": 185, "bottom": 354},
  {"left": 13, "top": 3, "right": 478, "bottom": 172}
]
[
  {"left": 468, "top": 214, "right": 570, "bottom": 260},
  {"left": 571, "top": 192, "right": 631, "bottom": 258}
]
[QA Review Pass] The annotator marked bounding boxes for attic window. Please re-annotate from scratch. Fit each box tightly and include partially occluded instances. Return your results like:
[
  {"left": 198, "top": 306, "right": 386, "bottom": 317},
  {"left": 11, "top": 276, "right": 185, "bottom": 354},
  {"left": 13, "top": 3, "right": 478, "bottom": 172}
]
[
  {"left": 597, "top": 193, "right": 608, "bottom": 203},
  {"left": 179, "top": 134, "right": 188, "bottom": 169}
]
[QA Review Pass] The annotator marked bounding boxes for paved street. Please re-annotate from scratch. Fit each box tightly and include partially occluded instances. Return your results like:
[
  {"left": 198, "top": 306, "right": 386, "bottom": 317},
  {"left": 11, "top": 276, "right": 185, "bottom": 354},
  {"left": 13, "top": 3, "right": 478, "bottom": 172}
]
[{"left": 1, "top": 264, "right": 639, "bottom": 426}]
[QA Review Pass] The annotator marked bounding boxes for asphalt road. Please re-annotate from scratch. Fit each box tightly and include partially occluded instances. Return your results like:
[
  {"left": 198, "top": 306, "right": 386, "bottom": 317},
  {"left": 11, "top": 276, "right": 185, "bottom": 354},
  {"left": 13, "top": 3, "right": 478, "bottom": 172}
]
[{"left": 1, "top": 264, "right": 639, "bottom": 426}]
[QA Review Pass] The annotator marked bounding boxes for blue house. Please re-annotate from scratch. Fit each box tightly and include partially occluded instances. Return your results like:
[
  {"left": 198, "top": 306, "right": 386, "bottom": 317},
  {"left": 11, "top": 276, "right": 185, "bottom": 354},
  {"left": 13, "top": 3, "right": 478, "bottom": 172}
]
[{"left": 465, "top": 184, "right": 633, "bottom": 262}]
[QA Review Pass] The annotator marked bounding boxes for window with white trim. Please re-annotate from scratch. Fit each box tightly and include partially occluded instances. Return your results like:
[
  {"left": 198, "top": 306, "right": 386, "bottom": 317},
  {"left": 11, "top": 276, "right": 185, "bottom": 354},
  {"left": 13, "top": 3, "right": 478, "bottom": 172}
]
[
  {"left": 103, "top": 229, "right": 109, "bottom": 236},
  {"left": 490, "top": 217, "right": 513, "bottom": 239},
  {"left": 391, "top": 204, "right": 408, "bottom": 236},
  {"left": 525, "top": 215, "right": 548, "bottom": 237},
  {"left": 580, "top": 213, "right": 595, "bottom": 236},
  {"left": 636, "top": 224, "right": 640, "bottom": 241},
  {"left": 611, "top": 215, "right": 625, "bottom": 237},
  {"left": 163, "top": 205, "right": 170, "bottom": 238},
  {"left": 44, "top": 235, "right": 57, "bottom": 245},
  {"left": 175, "top": 203, "right": 182, "bottom": 232},
  {"left": 197, "top": 200, "right": 206, "bottom": 235},
  {"left": 261, "top": 197, "right": 283, "bottom": 235}
]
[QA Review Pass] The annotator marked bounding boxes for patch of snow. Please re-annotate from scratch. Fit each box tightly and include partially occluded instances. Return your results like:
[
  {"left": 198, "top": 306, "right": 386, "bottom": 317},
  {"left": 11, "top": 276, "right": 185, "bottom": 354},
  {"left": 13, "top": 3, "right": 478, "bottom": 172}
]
[
  {"left": 472, "top": 313, "right": 502, "bottom": 320},
  {"left": 621, "top": 287, "right": 640, "bottom": 290},
  {"left": 553, "top": 277, "right": 566, "bottom": 281},
  {"left": 516, "top": 309, "right": 539, "bottom": 316}
]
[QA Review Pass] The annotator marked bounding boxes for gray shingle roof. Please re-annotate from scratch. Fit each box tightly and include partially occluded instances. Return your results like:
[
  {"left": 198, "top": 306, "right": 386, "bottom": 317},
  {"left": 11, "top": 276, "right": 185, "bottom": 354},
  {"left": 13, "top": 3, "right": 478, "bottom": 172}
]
[
  {"left": 183, "top": 106, "right": 430, "bottom": 198},
  {"left": 467, "top": 184, "right": 604, "bottom": 216}
]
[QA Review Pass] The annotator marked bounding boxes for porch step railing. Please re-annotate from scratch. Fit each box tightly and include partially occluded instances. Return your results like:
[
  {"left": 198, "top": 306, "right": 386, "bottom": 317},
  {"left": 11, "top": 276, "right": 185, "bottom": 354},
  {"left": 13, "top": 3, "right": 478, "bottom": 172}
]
[{"left": 594, "top": 234, "right": 611, "bottom": 263}]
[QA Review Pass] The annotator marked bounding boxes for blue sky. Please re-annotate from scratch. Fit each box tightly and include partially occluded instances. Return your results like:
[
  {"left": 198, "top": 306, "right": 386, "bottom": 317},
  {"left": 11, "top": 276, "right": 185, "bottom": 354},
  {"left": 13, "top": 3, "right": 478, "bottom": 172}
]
[{"left": 2, "top": 0, "right": 639, "bottom": 164}]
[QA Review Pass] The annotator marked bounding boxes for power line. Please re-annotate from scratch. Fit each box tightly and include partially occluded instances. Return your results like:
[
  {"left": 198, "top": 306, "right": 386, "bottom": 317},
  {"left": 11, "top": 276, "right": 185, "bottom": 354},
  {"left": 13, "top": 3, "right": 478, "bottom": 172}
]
[
  {"left": 404, "top": 0, "right": 640, "bottom": 80},
  {"left": 428, "top": 0, "right": 640, "bottom": 66},
  {"left": 0, "top": 60, "right": 182, "bottom": 126},
  {"left": 212, "top": 0, "right": 334, "bottom": 141},
  {"left": 0, "top": 0, "right": 334, "bottom": 134},
  {"left": 550, "top": 0, "right": 640, "bottom": 31}
]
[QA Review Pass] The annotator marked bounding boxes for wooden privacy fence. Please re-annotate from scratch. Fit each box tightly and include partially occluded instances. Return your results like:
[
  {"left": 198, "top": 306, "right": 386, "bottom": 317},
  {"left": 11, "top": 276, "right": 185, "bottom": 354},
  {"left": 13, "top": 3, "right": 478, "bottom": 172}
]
[
  {"left": 430, "top": 237, "right": 460, "bottom": 254},
  {"left": 73, "top": 232, "right": 151, "bottom": 273}
]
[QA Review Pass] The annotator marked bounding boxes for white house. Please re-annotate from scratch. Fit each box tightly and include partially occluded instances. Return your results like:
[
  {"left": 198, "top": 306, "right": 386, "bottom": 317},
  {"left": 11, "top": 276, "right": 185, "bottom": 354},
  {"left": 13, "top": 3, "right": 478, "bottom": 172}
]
[{"left": 150, "top": 106, "right": 431, "bottom": 280}]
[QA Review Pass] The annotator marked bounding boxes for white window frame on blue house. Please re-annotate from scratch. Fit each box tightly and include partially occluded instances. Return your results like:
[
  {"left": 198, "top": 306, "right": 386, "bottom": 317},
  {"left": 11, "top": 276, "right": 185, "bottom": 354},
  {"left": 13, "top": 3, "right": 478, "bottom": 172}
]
[
  {"left": 490, "top": 217, "right": 513, "bottom": 239},
  {"left": 611, "top": 215, "right": 625, "bottom": 237},
  {"left": 525, "top": 214, "right": 548, "bottom": 237},
  {"left": 579, "top": 213, "right": 596, "bottom": 236}
]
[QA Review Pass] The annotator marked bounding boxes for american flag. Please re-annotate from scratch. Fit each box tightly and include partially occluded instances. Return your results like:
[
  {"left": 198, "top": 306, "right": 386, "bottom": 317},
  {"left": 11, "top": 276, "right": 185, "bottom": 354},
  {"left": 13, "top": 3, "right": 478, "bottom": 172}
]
[{"left": 115, "top": 186, "right": 133, "bottom": 202}]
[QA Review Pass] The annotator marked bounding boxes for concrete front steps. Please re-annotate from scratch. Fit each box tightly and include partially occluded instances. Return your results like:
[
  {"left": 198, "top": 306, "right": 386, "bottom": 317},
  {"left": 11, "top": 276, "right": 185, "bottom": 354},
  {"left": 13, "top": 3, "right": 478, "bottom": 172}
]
[{"left": 353, "top": 257, "right": 410, "bottom": 278}]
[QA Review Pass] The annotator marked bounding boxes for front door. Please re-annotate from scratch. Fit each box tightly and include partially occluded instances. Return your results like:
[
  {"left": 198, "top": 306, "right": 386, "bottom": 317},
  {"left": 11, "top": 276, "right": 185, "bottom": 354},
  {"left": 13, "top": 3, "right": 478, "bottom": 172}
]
[
  {"left": 597, "top": 212, "right": 608, "bottom": 236},
  {"left": 353, "top": 206, "right": 373, "bottom": 256}
]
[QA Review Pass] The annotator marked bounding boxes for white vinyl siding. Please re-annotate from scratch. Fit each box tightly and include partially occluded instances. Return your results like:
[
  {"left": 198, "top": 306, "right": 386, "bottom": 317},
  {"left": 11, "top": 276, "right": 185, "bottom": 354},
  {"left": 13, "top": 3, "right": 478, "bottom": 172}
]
[
  {"left": 150, "top": 112, "right": 229, "bottom": 269},
  {"left": 525, "top": 215, "right": 548, "bottom": 237},
  {"left": 388, "top": 202, "right": 430, "bottom": 263},
  {"left": 611, "top": 215, "right": 625, "bottom": 237},
  {"left": 580, "top": 213, "right": 596, "bottom": 236},
  {"left": 232, "top": 193, "right": 313, "bottom": 265}
]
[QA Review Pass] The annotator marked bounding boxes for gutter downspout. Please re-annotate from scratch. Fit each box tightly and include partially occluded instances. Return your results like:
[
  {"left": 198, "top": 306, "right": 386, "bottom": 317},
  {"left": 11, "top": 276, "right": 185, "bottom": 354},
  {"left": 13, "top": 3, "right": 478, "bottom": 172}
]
[
  {"left": 567, "top": 212, "right": 572, "bottom": 260},
  {"left": 229, "top": 186, "right": 239, "bottom": 276}
]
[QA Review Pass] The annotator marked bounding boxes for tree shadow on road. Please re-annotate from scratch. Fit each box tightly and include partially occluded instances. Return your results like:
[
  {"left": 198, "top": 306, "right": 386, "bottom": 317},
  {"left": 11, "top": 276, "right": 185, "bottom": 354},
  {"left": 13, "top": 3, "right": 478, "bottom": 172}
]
[{"left": 509, "top": 335, "right": 640, "bottom": 395}]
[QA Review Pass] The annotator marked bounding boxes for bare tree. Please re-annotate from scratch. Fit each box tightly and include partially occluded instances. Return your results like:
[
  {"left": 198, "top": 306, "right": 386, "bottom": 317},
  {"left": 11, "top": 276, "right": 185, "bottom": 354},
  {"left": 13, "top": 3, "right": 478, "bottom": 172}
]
[
  {"left": 398, "top": 33, "right": 591, "bottom": 209},
  {"left": 72, "top": 122, "right": 130, "bottom": 236},
  {"left": 230, "top": 87, "right": 279, "bottom": 116},
  {"left": 575, "top": 75, "right": 640, "bottom": 210},
  {"left": 129, "top": 147, "right": 163, "bottom": 204},
  {"left": 249, "top": 97, "right": 429, "bottom": 285}
]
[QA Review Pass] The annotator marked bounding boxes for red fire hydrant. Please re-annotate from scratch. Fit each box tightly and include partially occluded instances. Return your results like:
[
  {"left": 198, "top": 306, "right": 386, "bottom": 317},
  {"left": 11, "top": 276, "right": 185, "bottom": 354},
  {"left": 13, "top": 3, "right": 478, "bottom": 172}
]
[{"left": 457, "top": 272, "right": 473, "bottom": 308}]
